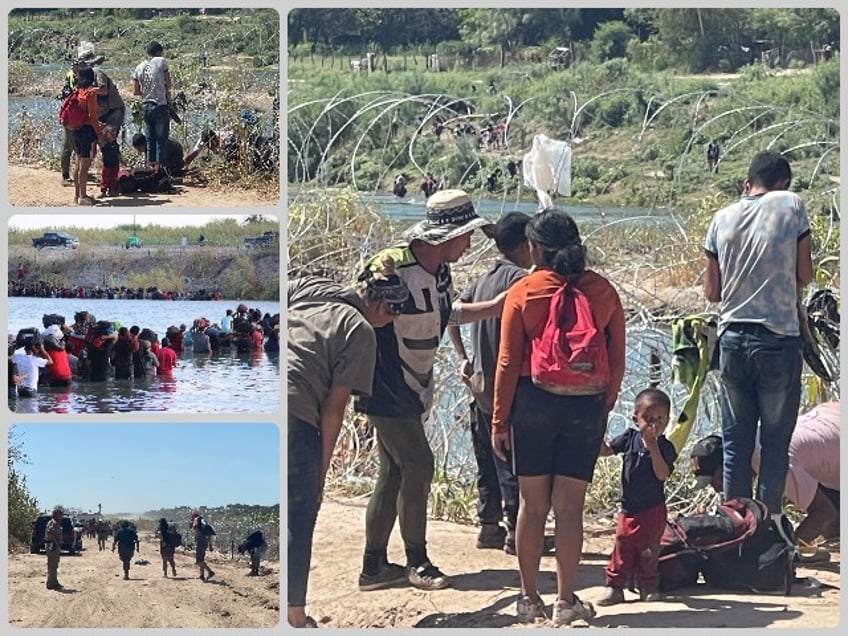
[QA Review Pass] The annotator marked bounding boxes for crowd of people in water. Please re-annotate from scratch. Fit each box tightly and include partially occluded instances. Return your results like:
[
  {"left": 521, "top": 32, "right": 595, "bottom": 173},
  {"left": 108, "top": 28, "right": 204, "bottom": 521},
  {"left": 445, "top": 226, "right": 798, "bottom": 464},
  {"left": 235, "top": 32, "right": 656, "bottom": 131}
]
[
  {"left": 9, "top": 282, "right": 224, "bottom": 301},
  {"left": 9, "top": 304, "right": 280, "bottom": 401}
]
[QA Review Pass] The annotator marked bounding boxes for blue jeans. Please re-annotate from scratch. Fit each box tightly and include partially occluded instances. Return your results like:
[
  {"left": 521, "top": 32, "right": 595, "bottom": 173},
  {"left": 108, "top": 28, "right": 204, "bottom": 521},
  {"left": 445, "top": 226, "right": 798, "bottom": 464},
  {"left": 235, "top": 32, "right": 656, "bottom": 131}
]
[
  {"left": 718, "top": 324, "right": 802, "bottom": 514},
  {"left": 288, "top": 417, "right": 322, "bottom": 608},
  {"left": 471, "top": 403, "right": 518, "bottom": 530},
  {"left": 142, "top": 103, "right": 170, "bottom": 166}
]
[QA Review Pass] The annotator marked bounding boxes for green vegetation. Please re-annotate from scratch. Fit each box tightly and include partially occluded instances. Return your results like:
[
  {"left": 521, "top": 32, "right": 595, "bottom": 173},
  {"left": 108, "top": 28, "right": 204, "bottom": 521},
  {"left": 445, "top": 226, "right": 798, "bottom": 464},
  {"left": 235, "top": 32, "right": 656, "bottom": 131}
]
[
  {"left": 8, "top": 217, "right": 279, "bottom": 249},
  {"left": 7, "top": 429, "right": 41, "bottom": 548},
  {"left": 8, "top": 9, "right": 280, "bottom": 191},
  {"left": 9, "top": 8, "right": 279, "bottom": 68},
  {"left": 10, "top": 218, "right": 280, "bottom": 300}
]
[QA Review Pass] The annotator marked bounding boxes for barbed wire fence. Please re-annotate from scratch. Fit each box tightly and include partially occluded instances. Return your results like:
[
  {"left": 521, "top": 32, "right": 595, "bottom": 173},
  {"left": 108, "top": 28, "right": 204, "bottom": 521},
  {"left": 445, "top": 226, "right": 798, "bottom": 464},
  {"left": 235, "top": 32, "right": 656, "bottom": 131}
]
[{"left": 288, "top": 85, "right": 840, "bottom": 524}]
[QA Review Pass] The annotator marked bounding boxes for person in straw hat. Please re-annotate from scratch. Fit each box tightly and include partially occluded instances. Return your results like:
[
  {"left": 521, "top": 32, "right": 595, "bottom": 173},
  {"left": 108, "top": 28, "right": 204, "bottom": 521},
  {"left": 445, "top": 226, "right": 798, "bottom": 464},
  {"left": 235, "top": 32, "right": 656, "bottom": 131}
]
[{"left": 354, "top": 189, "right": 503, "bottom": 592}]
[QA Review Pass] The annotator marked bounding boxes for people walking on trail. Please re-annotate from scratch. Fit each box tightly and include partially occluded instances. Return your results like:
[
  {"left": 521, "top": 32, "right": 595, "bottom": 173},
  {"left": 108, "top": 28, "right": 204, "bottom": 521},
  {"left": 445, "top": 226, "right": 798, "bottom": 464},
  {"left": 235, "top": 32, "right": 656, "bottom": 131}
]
[
  {"left": 112, "top": 520, "right": 140, "bottom": 580},
  {"left": 238, "top": 530, "right": 268, "bottom": 576},
  {"left": 157, "top": 517, "right": 179, "bottom": 578},
  {"left": 191, "top": 511, "right": 216, "bottom": 581}
]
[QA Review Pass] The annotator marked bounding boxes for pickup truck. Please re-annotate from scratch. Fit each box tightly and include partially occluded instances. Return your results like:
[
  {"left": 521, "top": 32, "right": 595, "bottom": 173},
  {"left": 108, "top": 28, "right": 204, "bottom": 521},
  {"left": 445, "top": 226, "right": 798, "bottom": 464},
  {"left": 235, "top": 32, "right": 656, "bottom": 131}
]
[
  {"left": 244, "top": 231, "right": 279, "bottom": 249},
  {"left": 32, "top": 231, "right": 79, "bottom": 249}
]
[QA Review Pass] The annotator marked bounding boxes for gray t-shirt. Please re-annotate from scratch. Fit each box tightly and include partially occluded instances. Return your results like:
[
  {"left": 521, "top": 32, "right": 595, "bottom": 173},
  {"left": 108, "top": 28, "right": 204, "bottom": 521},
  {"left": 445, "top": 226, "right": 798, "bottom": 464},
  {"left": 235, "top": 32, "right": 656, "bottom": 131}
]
[
  {"left": 132, "top": 56, "right": 169, "bottom": 106},
  {"left": 287, "top": 277, "right": 377, "bottom": 429},
  {"left": 459, "top": 259, "right": 527, "bottom": 414},
  {"left": 704, "top": 190, "right": 810, "bottom": 336}
]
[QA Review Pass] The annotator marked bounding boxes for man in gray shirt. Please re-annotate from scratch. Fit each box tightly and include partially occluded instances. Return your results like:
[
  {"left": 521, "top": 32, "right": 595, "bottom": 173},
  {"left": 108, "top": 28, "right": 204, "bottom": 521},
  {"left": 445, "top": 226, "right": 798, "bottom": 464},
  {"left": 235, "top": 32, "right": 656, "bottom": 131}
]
[
  {"left": 703, "top": 150, "right": 813, "bottom": 519},
  {"left": 132, "top": 40, "right": 171, "bottom": 166}
]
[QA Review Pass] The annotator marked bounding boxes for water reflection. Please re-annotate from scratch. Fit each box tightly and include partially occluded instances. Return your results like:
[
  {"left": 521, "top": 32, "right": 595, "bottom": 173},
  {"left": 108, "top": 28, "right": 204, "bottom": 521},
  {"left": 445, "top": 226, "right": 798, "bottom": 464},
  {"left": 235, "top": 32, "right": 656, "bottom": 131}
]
[{"left": 8, "top": 297, "right": 281, "bottom": 414}]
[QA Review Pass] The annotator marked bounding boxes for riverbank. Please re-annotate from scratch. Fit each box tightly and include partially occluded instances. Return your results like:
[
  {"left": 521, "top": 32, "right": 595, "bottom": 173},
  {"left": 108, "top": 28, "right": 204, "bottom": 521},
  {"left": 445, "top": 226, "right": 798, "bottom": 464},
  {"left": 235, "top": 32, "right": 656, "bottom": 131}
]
[
  {"left": 7, "top": 164, "right": 280, "bottom": 208},
  {"left": 9, "top": 245, "right": 280, "bottom": 301},
  {"left": 309, "top": 499, "right": 840, "bottom": 628}
]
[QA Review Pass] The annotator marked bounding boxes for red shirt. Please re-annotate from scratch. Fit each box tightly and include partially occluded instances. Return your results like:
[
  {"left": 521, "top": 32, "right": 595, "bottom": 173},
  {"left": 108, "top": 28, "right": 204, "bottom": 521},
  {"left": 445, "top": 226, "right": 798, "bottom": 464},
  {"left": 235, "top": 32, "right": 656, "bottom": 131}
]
[
  {"left": 251, "top": 329, "right": 264, "bottom": 351},
  {"left": 47, "top": 349, "right": 72, "bottom": 382},
  {"left": 156, "top": 347, "right": 177, "bottom": 375}
]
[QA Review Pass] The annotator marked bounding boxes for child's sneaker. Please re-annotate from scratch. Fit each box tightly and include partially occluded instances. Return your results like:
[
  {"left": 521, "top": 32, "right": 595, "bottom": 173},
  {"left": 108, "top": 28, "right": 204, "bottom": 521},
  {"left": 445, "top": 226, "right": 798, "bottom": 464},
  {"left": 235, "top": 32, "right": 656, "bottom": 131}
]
[
  {"left": 516, "top": 594, "right": 547, "bottom": 622},
  {"left": 596, "top": 586, "right": 625, "bottom": 606},
  {"left": 406, "top": 561, "right": 452, "bottom": 590},
  {"left": 358, "top": 562, "right": 407, "bottom": 591},
  {"left": 639, "top": 588, "right": 662, "bottom": 602},
  {"left": 552, "top": 594, "right": 596, "bottom": 625}
]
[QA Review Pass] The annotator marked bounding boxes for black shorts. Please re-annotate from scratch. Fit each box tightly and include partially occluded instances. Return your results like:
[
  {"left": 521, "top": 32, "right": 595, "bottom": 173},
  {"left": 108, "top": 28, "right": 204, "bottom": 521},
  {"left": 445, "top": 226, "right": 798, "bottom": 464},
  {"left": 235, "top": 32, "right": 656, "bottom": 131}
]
[
  {"left": 509, "top": 377, "right": 606, "bottom": 480},
  {"left": 73, "top": 125, "right": 97, "bottom": 158},
  {"left": 819, "top": 484, "right": 839, "bottom": 511}
]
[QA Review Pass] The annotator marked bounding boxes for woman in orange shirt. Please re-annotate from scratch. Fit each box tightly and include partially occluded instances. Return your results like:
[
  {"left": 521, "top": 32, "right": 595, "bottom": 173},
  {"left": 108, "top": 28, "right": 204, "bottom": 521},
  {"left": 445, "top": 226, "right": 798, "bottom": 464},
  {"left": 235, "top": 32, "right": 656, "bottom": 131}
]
[
  {"left": 71, "top": 66, "right": 105, "bottom": 206},
  {"left": 491, "top": 209, "right": 625, "bottom": 625}
]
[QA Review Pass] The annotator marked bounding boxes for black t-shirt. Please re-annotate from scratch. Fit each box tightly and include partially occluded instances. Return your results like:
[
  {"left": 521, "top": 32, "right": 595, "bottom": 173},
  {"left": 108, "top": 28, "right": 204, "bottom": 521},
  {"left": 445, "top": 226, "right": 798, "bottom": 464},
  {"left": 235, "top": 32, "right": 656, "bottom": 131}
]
[
  {"left": 459, "top": 259, "right": 527, "bottom": 414},
  {"left": 9, "top": 359, "right": 18, "bottom": 387},
  {"left": 609, "top": 428, "right": 677, "bottom": 514},
  {"left": 165, "top": 139, "right": 185, "bottom": 175},
  {"left": 102, "top": 141, "right": 120, "bottom": 168}
]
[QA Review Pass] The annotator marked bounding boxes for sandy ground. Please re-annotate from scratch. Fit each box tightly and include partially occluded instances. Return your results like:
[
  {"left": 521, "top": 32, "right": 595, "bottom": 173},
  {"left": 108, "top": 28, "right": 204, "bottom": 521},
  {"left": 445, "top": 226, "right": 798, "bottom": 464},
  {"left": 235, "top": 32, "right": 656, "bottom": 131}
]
[
  {"left": 307, "top": 499, "right": 840, "bottom": 629},
  {"left": 8, "top": 533, "right": 280, "bottom": 628},
  {"left": 7, "top": 164, "right": 280, "bottom": 208}
]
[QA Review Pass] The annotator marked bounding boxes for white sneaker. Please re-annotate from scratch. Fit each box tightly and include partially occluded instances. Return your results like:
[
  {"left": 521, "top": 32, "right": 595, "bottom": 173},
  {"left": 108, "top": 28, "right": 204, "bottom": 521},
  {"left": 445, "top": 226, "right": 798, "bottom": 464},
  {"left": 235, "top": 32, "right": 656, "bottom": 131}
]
[
  {"left": 553, "top": 594, "right": 596, "bottom": 625},
  {"left": 516, "top": 594, "right": 547, "bottom": 622}
]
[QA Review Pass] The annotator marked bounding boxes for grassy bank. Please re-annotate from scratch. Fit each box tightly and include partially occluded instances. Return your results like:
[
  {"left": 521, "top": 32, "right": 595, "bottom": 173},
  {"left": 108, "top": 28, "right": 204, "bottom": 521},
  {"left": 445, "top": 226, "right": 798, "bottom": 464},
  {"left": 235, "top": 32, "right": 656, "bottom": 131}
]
[
  {"left": 288, "top": 57, "right": 839, "bottom": 215},
  {"left": 11, "top": 225, "right": 281, "bottom": 301}
]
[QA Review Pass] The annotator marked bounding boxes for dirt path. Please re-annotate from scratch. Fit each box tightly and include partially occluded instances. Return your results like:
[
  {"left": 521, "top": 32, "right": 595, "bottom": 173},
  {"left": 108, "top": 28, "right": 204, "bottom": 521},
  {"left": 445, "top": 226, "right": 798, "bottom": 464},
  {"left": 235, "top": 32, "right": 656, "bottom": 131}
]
[
  {"left": 308, "top": 499, "right": 840, "bottom": 629},
  {"left": 7, "top": 164, "right": 279, "bottom": 208},
  {"left": 8, "top": 533, "right": 280, "bottom": 628}
]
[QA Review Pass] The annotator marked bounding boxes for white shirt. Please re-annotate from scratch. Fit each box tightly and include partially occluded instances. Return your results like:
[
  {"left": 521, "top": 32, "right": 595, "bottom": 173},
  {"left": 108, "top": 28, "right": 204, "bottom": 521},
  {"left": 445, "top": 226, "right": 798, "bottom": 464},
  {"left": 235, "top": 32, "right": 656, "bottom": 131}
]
[{"left": 12, "top": 350, "right": 48, "bottom": 390}]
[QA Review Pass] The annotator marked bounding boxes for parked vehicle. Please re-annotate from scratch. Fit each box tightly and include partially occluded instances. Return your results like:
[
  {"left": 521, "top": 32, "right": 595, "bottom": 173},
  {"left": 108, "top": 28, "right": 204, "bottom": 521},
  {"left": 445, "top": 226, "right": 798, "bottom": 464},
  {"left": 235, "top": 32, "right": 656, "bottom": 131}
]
[
  {"left": 30, "top": 515, "right": 83, "bottom": 555},
  {"left": 126, "top": 236, "right": 142, "bottom": 249},
  {"left": 244, "top": 231, "right": 279, "bottom": 248},
  {"left": 32, "top": 231, "right": 80, "bottom": 249}
]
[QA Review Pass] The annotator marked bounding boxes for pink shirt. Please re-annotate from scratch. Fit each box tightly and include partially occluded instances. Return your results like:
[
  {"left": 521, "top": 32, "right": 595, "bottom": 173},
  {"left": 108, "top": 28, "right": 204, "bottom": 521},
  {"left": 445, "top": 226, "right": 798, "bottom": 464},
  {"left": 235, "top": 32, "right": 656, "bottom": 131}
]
[{"left": 752, "top": 402, "right": 840, "bottom": 510}]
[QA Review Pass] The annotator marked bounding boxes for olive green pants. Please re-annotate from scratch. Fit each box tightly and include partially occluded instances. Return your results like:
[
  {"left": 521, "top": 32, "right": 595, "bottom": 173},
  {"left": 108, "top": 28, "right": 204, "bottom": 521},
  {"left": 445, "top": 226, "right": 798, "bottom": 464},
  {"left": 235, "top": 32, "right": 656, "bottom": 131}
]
[{"left": 364, "top": 414, "right": 434, "bottom": 564}]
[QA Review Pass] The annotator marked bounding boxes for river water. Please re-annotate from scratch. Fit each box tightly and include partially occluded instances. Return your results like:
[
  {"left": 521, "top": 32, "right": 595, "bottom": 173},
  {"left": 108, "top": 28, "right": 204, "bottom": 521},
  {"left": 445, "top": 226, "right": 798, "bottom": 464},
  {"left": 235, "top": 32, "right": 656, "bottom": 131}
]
[
  {"left": 8, "top": 297, "right": 280, "bottom": 414},
  {"left": 288, "top": 189, "right": 678, "bottom": 231}
]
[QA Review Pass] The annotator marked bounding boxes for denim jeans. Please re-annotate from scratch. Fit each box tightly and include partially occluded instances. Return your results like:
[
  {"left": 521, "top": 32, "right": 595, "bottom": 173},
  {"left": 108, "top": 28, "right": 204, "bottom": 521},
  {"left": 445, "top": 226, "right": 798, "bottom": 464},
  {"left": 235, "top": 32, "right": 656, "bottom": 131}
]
[
  {"left": 471, "top": 404, "right": 518, "bottom": 530},
  {"left": 287, "top": 417, "right": 322, "bottom": 608},
  {"left": 718, "top": 324, "right": 802, "bottom": 514},
  {"left": 142, "top": 103, "right": 170, "bottom": 165}
]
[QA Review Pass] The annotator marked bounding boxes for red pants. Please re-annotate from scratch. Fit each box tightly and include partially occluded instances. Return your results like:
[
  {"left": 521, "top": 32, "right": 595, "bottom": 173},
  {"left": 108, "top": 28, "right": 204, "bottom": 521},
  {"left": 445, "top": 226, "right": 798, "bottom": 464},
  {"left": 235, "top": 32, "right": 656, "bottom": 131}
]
[
  {"left": 604, "top": 502, "right": 666, "bottom": 591},
  {"left": 100, "top": 165, "right": 119, "bottom": 191}
]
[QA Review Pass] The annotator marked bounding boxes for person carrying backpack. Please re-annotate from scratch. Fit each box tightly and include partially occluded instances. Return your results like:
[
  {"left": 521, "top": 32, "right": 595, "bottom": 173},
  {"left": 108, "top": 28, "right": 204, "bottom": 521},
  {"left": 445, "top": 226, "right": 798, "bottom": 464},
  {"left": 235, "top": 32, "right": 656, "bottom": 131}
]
[
  {"left": 190, "top": 511, "right": 216, "bottom": 581},
  {"left": 491, "top": 209, "right": 625, "bottom": 625},
  {"left": 157, "top": 517, "right": 179, "bottom": 577},
  {"left": 597, "top": 388, "right": 677, "bottom": 605},
  {"left": 237, "top": 530, "right": 268, "bottom": 576},
  {"left": 112, "top": 520, "right": 140, "bottom": 580},
  {"left": 60, "top": 65, "right": 105, "bottom": 206}
]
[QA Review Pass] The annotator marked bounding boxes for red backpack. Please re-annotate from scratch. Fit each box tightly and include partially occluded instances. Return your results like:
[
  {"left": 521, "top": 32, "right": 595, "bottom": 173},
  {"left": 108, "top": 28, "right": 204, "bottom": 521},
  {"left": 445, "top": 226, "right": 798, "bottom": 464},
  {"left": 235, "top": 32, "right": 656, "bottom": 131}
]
[
  {"left": 58, "top": 88, "right": 88, "bottom": 130},
  {"left": 529, "top": 280, "right": 610, "bottom": 395}
]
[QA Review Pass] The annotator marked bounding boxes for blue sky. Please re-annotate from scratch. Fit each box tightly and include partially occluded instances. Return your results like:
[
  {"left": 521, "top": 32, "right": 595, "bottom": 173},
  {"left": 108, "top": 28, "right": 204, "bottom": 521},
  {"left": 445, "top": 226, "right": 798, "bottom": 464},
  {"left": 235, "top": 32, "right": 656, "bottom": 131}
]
[{"left": 10, "top": 423, "right": 280, "bottom": 514}]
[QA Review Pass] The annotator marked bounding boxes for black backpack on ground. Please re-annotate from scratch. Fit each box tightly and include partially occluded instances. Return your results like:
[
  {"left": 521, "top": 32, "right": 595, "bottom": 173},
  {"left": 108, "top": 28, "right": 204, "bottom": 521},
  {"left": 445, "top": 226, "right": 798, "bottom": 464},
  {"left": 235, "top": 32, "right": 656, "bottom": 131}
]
[{"left": 658, "top": 498, "right": 797, "bottom": 595}]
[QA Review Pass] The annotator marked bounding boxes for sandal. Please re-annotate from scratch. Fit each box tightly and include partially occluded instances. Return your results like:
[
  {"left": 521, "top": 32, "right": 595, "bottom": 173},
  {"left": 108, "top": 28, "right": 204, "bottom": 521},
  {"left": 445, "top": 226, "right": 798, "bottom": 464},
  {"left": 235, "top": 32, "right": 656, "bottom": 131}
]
[{"left": 77, "top": 195, "right": 96, "bottom": 206}]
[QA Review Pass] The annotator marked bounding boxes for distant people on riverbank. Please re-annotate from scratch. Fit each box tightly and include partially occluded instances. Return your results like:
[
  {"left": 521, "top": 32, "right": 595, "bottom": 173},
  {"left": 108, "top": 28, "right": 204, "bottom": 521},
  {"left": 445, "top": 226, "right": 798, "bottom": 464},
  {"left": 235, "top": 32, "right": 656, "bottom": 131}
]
[{"left": 8, "top": 281, "right": 223, "bottom": 300}]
